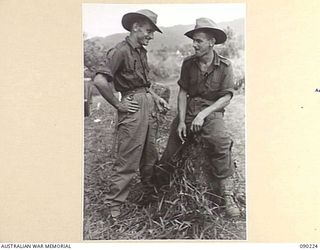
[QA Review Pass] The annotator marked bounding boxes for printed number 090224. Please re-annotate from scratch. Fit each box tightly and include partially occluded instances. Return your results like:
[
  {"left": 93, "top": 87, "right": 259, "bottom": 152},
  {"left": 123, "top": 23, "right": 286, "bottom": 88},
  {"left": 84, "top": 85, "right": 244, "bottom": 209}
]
[{"left": 300, "top": 244, "right": 318, "bottom": 248}]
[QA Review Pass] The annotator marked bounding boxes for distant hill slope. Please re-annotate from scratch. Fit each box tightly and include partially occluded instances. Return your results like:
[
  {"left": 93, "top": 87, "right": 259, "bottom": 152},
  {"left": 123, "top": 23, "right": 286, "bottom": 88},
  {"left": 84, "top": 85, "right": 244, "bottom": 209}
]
[{"left": 87, "top": 18, "right": 244, "bottom": 51}]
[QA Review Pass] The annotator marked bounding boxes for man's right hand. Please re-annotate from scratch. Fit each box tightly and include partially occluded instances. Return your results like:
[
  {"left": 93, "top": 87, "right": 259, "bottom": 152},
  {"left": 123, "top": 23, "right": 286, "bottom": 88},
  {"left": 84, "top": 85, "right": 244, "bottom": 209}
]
[
  {"left": 117, "top": 98, "right": 140, "bottom": 113},
  {"left": 177, "top": 121, "right": 187, "bottom": 143}
]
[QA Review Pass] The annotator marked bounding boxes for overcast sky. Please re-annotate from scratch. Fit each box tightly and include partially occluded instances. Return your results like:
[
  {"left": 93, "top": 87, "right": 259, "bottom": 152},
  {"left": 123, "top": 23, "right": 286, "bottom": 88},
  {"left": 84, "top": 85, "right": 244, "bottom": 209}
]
[{"left": 82, "top": 3, "right": 245, "bottom": 38}]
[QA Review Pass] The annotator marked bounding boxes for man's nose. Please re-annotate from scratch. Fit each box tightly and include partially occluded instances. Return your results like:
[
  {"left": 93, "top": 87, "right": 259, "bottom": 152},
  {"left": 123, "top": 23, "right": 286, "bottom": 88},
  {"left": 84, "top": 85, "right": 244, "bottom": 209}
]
[
  {"left": 148, "top": 32, "right": 154, "bottom": 40},
  {"left": 193, "top": 40, "right": 198, "bottom": 48}
]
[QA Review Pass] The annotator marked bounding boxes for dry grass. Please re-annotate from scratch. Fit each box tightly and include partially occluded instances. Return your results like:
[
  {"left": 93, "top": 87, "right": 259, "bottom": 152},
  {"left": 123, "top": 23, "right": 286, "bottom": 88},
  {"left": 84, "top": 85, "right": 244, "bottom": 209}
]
[{"left": 83, "top": 85, "right": 246, "bottom": 240}]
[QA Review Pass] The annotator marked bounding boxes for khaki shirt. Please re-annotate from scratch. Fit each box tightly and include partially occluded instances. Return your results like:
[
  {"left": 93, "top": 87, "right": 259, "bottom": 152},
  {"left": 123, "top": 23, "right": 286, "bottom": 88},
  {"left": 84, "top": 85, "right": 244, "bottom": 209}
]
[
  {"left": 96, "top": 37, "right": 151, "bottom": 93},
  {"left": 178, "top": 50, "right": 235, "bottom": 102}
]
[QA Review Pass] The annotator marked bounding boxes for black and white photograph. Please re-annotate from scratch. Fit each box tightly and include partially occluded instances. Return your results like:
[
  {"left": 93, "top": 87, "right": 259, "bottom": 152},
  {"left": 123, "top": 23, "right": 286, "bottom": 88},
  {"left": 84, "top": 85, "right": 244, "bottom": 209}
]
[{"left": 83, "top": 3, "right": 246, "bottom": 240}]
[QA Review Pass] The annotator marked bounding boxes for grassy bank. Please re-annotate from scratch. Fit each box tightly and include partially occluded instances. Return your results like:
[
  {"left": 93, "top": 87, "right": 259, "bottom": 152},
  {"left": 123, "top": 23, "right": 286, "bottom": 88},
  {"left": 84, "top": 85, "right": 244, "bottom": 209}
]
[{"left": 83, "top": 85, "right": 246, "bottom": 240}]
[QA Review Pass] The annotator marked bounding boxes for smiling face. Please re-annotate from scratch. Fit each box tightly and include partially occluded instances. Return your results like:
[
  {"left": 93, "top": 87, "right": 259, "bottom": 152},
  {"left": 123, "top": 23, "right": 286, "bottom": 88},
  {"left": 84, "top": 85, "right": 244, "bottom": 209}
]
[
  {"left": 132, "top": 20, "right": 155, "bottom": 47},
  {"left": 192, "top": 31, "right": 215, "bottom": 58}
]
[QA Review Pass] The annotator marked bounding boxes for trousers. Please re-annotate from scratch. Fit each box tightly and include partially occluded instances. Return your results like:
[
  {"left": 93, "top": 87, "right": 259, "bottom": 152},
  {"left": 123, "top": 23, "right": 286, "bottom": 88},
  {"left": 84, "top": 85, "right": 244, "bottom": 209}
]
[
  {"left": 105, "top": 91, "right": 158, "bottom": 206},
  {"left": 160, "top": 101, "right": 234, "bottom": 179}
]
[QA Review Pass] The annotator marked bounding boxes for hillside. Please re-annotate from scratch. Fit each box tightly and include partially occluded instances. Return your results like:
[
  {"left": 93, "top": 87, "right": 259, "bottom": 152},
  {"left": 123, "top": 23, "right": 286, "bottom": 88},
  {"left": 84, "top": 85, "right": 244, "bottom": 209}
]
[
  {"left": 86, "top": 18, "right": 244, "bottom": 51},
  {"left": 84, "top": 18, "right": 245, "bottom": 82}
]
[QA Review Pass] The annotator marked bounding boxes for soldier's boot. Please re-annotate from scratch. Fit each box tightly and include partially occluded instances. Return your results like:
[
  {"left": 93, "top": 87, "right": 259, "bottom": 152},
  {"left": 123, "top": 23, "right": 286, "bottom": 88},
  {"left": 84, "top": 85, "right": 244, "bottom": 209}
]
[
  {"left": 152, "top": 163, "right": 173, "bottom": 191},
  {"left": 220, "top": 176, "right": 241, "bottom": 217}
]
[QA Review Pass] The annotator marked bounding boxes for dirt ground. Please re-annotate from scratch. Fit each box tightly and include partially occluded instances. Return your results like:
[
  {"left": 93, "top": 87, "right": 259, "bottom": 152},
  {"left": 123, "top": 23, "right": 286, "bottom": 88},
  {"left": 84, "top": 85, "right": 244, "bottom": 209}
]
[{"left": 83, "top": 84, "right": 246, "bottom": 240}]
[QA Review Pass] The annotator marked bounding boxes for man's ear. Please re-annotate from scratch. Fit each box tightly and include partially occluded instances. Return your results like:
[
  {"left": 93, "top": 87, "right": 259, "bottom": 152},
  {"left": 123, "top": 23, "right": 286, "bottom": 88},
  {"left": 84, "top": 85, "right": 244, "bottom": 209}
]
[
  {"left": 211, "top": 37, "right": 216, "bottom": 46},
  {"left": 132, "top": 22, "right": 139, "bottom": 32}
]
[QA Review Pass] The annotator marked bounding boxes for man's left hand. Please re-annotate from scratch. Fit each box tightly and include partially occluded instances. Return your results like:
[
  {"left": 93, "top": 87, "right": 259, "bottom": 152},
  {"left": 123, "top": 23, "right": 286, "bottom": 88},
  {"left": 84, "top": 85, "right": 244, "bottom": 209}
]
[
  {"left": 155, "top": 97, "right": 170, "bottom": 113},
  {"left": 191, "top": 113, "right": 205, "bottom": 133}
]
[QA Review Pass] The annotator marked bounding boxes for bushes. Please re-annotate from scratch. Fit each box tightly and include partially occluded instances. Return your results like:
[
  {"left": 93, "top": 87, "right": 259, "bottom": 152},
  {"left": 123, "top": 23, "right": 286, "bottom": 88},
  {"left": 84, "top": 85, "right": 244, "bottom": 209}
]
[
  {"left": 83, "top": 26, "right": 244, "bottom": 84},
  {"left": 148, "top": 50, "right": 183, "bottom": 81}
]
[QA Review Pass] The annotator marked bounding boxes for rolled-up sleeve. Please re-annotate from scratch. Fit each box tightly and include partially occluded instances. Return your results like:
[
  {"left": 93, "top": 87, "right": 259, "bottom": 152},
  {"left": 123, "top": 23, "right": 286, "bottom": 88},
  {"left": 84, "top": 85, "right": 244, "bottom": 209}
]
[
  {"left": 95, "top": 48, "right": 123, "bottom": 82},
  {"left": 177, "top": 61, "right": 189, "bottom": 91},
  {"left": 218, "top": 64, "right": 235, "bottom": 98}
]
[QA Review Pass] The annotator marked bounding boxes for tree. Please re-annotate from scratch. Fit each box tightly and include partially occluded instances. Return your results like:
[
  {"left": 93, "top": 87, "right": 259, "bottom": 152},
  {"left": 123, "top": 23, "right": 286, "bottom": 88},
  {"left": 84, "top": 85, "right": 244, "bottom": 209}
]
[{"left": 216, "top": 26, "right": 239, "bottom": 58}]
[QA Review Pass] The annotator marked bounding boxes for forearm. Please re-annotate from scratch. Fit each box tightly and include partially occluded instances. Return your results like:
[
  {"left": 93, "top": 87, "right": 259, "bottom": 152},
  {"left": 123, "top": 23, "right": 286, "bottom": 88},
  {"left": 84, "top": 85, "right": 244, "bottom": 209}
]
[
  {"left": 178, "top": 88, "right": 187, "bottom": 123},
  {"left": 93, "top": 74, "right": 120, "bottom": 110},
  {"left": 198, "top": 94, "right": 232, "bottom": 119}
]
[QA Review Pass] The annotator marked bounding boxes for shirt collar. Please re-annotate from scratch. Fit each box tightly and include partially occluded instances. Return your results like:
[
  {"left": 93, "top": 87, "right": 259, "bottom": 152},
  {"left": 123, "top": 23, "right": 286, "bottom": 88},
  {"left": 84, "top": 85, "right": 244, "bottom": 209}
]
[
  {"left": 195, "top": 49, "right": 220, "bottom": 74},
  {"left": 212, "top": 49, "right": 221, "bottom": 66},
  {"left": 125, "top": 36, "right": 147, "bottom": 53}
]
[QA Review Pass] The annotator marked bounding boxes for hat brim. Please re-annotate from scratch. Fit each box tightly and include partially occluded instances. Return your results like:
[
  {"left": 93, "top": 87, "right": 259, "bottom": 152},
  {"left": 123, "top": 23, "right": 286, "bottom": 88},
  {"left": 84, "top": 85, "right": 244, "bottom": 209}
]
[
  {"left": 184, "top": 27, "right": 227, "bottom": 44},
  {"left": 122, "top": 12, "right": 162, "bottom": 33}
]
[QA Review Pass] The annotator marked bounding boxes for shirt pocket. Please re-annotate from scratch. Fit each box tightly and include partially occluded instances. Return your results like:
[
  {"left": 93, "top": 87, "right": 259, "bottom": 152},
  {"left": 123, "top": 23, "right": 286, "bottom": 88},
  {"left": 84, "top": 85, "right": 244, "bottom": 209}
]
[
  {"left": 205, "top": 71, "right": 223, "bottom": 91},
  {"left": 123, "top": 55, "right": 136, "bottom": 72},
  {"left": 122, "top": 57, "right": 141, "bottom": 81}
]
